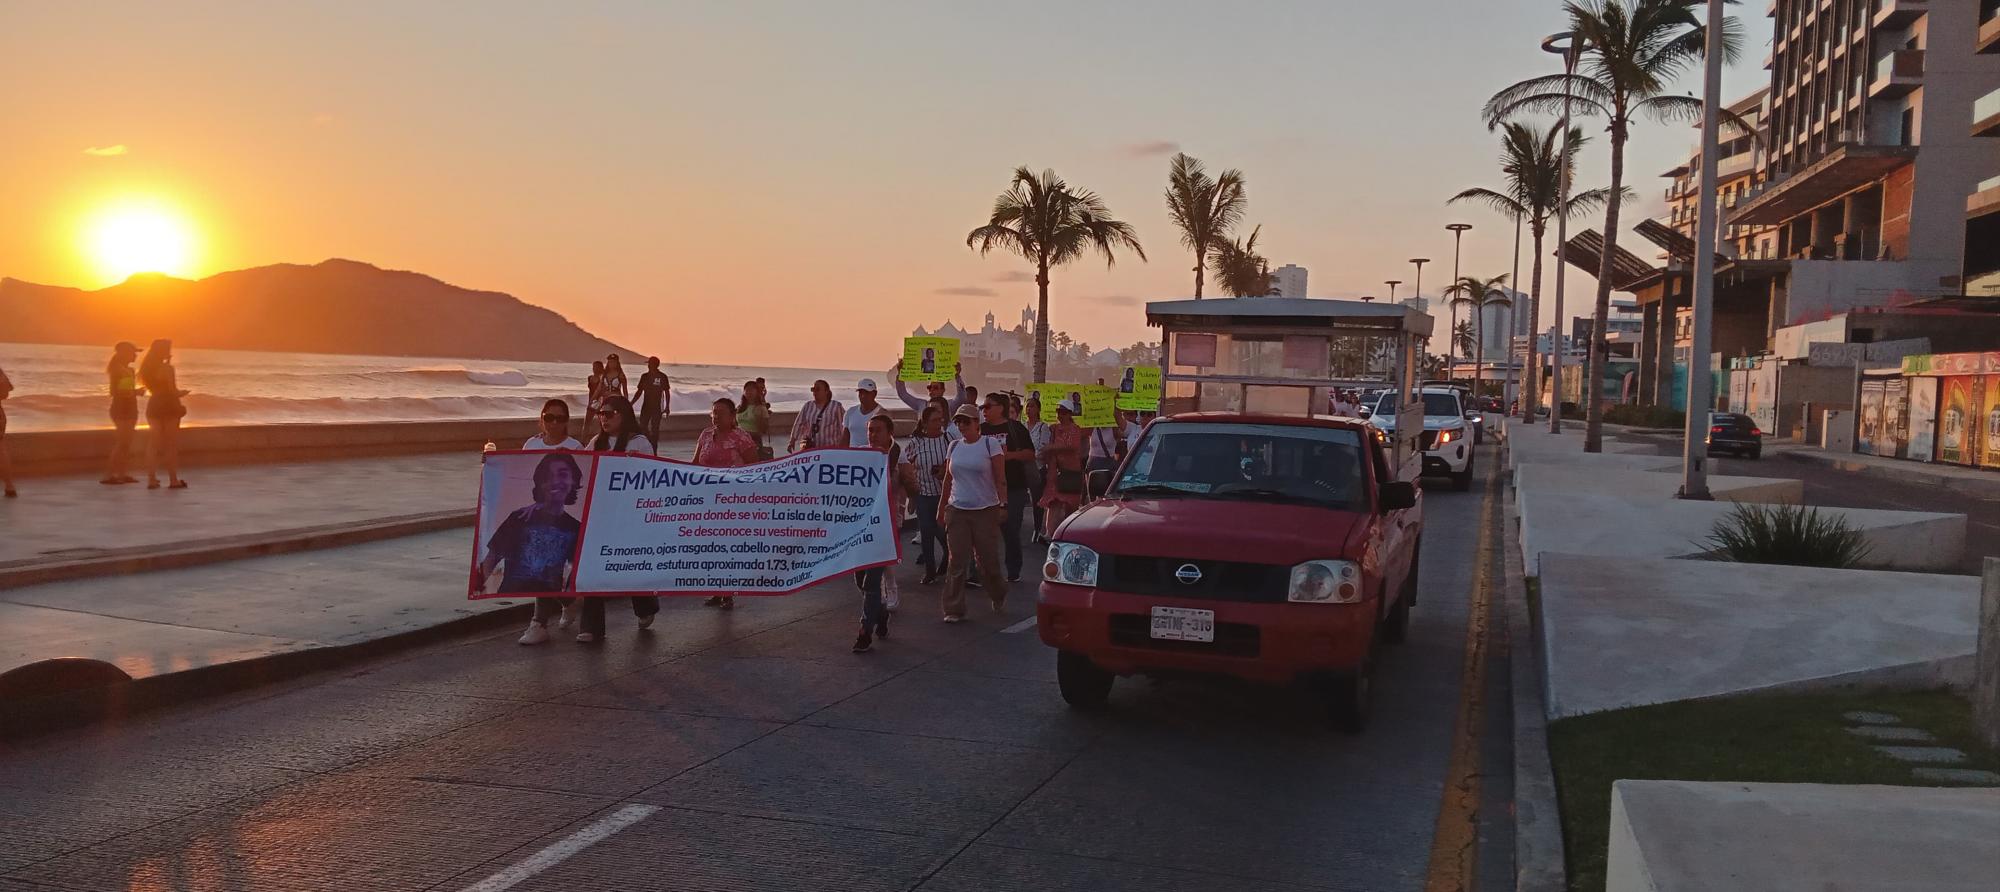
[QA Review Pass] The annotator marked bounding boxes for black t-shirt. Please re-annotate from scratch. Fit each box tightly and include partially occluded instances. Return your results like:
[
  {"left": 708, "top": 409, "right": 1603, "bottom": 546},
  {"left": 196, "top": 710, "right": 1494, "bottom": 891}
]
[
  {"left": 487, "top": 505, "right": 582, "bottom": 593},
  {"left": 981, "top": 419, "right": 1034, "bottom": 491},
  {"left": 635, "top": 371, "right": 670, "bottom": 413}
]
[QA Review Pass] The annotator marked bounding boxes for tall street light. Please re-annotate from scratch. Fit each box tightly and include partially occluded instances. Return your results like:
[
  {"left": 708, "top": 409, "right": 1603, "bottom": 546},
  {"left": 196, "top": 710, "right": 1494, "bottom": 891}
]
[
  {"left": 1543, "top": 30, "right": 1581, "bottom": 434},
  {"left": 1385, "top": 280, "right": 1402, "bottom": 304},
  {"left": 1508, "top": 208, "right": 1524, "bottom": 414},
  {"left": 1679, "top": 0, "right": 1725, "bottom": 500},
  {"left": 1447, "top": 224, "right": 1473, "bottom": 378},
  {"left": 1409, "top": 257, "right": 1431, "bottom": 366}
]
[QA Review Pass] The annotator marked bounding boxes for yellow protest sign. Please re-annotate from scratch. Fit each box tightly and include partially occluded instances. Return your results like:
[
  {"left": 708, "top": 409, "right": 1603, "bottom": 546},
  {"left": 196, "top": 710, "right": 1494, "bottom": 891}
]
[
  {"left": 1115, "top": 366, "right": 1161, "bottom": 411},
  {"left": 901, "top": 337, "right": 959, "bottom": 383},
  {"left": 1079, "top": 385, "right": 1117, "bottom": 428}
]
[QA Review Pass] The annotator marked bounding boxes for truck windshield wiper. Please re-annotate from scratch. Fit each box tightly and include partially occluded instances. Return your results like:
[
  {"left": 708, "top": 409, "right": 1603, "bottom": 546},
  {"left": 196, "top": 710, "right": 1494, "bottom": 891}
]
[
  {"left": 1210, "top": 486, "right": 1336, "bottom": 505},
  {"left": 1116, "top": 483, "right": 1194, "bottom": 498}
]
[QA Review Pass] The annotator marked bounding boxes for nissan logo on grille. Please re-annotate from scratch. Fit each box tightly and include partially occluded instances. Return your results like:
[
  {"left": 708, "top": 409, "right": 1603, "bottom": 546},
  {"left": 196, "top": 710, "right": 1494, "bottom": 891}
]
[{"left": 1174, "top": 563, "right": 1203, "bottom": 585}]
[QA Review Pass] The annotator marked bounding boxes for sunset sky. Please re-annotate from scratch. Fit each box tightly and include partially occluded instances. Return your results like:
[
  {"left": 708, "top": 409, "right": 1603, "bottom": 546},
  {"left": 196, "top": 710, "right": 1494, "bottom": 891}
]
[{"left": 0, "top": 1, "right": 1765, "bottom": 369}]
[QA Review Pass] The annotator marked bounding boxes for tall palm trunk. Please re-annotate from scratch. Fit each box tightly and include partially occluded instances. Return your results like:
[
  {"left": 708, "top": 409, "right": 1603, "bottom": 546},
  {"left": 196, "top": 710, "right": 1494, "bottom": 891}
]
[
  {"left": 1584, "top": 122, "right": 1628, "bottom": 452},
  {"left": 1474, "top": 303, "right": 1485, "bottom": 399},
  {"left": 1523, "top": 224, "right": 1546, "bottom": 422},
  {"left": 1033, "top": 260, "right": 1051, "bottom": 383},
  {"left": 1193, "top": 256, "right": 1205, "bottom": 299}
]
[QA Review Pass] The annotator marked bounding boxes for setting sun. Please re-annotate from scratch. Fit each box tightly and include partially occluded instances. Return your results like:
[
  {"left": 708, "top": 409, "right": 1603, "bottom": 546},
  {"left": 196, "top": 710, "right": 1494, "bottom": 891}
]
[{"left": 81, "top": 199, "right": 199, "bottom": 284}]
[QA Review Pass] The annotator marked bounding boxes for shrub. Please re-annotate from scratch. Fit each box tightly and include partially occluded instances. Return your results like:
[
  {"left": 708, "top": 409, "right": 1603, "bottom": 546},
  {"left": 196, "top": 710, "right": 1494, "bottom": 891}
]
[
  {"left": 1604, "top": 403, "right": 1686, "bottom": 429},
  {"left": 1704, "top": 503, "right": 1870, "bottom": 569}
]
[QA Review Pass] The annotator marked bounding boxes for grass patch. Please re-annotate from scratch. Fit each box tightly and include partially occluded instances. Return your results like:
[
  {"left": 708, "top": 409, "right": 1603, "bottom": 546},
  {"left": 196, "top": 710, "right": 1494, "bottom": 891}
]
[
  {"left": 1548, "top": 689, "right": 2000, "bottom": 892},
  {"left": 1603, "top": 403, "right": 1685, "bottom": 429}
]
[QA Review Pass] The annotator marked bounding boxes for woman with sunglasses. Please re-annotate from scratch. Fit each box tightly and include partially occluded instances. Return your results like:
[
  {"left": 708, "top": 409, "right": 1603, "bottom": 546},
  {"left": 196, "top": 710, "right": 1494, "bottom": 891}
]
[
  {"left": 513, "top": 398, "right": 582, "bottom": 642},
  {"left": 576, "top": 395, "right": 658, "bottom": 642}
]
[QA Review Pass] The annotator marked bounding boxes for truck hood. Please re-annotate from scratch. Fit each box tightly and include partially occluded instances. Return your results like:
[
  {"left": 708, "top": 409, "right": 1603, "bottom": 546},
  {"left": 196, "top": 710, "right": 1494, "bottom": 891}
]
[{"left": 1056, "top": 497, "right": 1368, "bottom": 566}]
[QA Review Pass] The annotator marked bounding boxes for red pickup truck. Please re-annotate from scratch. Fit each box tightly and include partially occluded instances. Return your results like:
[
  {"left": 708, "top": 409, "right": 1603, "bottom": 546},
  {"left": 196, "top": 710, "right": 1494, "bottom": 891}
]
[{"left": 1037, "top": 412, "right": 1423, "bottom": 731}]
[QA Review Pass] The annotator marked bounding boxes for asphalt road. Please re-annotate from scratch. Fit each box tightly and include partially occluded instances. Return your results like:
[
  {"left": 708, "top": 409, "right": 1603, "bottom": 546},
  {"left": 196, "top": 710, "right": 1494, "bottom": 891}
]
[{"left": 0, "top": 449, "right": 1513, "bottom": 892}]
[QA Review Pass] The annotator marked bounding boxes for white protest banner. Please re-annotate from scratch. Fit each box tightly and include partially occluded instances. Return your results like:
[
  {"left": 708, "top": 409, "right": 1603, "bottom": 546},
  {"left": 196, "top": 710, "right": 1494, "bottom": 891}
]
[{"left": 470, "top": 448, "right": 896, "bottom": 599}]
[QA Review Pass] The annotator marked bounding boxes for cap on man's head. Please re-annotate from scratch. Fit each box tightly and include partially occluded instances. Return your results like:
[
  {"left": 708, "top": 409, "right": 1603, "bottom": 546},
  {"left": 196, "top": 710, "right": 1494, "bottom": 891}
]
[
  {"left": 952, "top": 404, "right": 980, "bottom": 422},
  {"left": 856, "top": 378, "right": 878, "bottom": 393},
  {"left": 115, "top": 341, "right": 138, "bottom": 353},
  {"left": 1057, "top": 399, "right": 1078, "bottom": 414}
]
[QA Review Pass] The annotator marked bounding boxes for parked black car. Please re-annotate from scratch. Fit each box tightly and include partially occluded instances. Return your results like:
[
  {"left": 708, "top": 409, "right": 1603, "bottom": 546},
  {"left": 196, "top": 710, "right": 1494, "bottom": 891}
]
[{"left": 1705, "top": 412, "right": 1763, "bottom": 459}]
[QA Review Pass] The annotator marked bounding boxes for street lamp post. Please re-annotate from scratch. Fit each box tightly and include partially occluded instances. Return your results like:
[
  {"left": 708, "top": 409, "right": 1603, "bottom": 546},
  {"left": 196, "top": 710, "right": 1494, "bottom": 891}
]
[
  {"left": 1542, "top": 30, "right": 1581, "bottom": 434},
  {"left": 1385, "top": 280, "right": 1401, "bottom": 305},
  {"left": 1446, "top": 224, "right": 1473, "bottom": 381},
  {"left": 1409, "top": 258, "right": 1430, "bottom": 368},
  {"left": 1508, "top": 209, "right": 1524, "bottom": 414},
  {"left": 1679, "top": 0, "right": 1725, "bottom": 500}
]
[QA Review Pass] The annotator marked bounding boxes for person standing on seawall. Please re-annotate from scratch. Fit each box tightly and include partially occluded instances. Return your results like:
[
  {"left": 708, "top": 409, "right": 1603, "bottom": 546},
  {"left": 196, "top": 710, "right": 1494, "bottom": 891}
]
[
  {"left": 139, "top": 339, "right": 189, "bottom": 490},
  {"left": 737, "top": 380, "right": 772, "bottom": 459},
  {"left": 693, "top": 397, "right": 759, "bottom": 611},
  {"left": 633, "top": 357, "right": 670, "bottom": 453},
  {"left": 600, "top": 354, "right": 629, "bottom": 405},
  {"left": 788, "top": 379, "right": 844, "bottom": 453},
  {"left": 0, "top": 361, "right": 15, "bottom": 498},
  {"left": 103, "top": 342, "right": 143, "bottom": 485},
  {"left": 578, "top": 396, "right": 659, "bottom": 642},
  {"left": 582, "top": 360, "right": 606, "bottom": 442}
]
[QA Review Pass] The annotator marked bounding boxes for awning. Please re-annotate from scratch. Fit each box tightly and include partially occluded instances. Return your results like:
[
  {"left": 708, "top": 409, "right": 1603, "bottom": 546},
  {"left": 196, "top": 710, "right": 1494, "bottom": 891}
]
[
  {"left": 1730, "top": 144, "right": 1917, "bottom": 226},
  {"left": 1559, "top": 229, "right": 1659, "bottom": 291}
]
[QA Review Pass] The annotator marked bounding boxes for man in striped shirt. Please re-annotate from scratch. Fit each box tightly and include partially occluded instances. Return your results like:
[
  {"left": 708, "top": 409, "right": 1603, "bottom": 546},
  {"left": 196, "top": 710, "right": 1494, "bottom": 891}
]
[
  {"left": 789, "top": 379, "right": 846, "bottom": 453},
  {"left": 903, "top": 405, "right": 953, "bottom": 583}
]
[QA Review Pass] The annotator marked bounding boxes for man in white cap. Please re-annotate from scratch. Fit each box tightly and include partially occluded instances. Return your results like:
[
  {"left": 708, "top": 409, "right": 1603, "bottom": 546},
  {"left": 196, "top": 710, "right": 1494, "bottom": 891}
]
[{"left": 846, "top": 378, "right": 890, "bottom": 447}]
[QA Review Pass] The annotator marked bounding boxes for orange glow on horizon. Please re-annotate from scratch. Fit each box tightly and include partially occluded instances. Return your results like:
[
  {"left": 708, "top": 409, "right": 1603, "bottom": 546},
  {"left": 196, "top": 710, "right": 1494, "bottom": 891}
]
[{"left": 78, "top": 196, "right": 202, "bottom": 286}]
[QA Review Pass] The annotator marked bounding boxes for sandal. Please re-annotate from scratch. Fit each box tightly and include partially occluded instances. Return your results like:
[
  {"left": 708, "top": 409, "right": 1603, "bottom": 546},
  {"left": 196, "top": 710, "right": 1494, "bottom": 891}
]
[
  {"left": 168, "top": 480, "right": 188, "bottom": 490},
  {"left": 147, "top": 480, "right": 161, "bottom": 490}
]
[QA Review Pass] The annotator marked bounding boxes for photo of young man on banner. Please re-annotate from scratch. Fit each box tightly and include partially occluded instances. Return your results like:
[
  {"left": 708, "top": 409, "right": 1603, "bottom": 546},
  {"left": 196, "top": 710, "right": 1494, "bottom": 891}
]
[
  {"left": 470, "top": 448, "right": 898, "bottom": 599},
  {"left": 901, "top": 337, "right": 960, "bottom": 383},
  {"left": 1115, "top": 366, "right": 1161, "bottom": 411}
]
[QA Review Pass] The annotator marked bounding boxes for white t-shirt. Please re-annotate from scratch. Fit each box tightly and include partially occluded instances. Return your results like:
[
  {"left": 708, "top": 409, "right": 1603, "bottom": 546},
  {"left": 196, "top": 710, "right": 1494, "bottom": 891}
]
[
  {"left": 1125, "top": 423, "right": 1143, "bottom": 453},
  {"left": 522, "top": 436, "right": 584, "bottom": 450},
  {"left": 591, "top": 434, "right": 655, "bottom": 456},
  {"left": 1088, "top": 427, "right": 1121, "bottom": 461},
  {"left": 846, "top": 403, "right": 888, "bottom": 447},
  {"left": 946, "top": 435, "right": 1004, "bottom": 510}
]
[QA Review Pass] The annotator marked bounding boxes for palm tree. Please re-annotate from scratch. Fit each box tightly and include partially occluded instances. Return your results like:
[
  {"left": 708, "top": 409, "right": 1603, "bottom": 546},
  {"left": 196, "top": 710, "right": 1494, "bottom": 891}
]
[
  {"left": 1451, "top": 321, "right": 1478, "bottom": 363},
  {"left": 968, "top": 167, "right": 1146, "bottom": 382},
  {"left": 1445, "top": 275, "right": 1511, "bottom": 394},
  {"left": 1450, "top": 121, "right": 1617, "bottom": 421},
  {"left": 1212, "top": 225, "right": 1274, "bottom": 298},
  {"left": 1164, "top": 153, "right": 1247, "bottom": 299},
  {"left": 1485, "top": 0, "right": 1738, "bottom": 451}
]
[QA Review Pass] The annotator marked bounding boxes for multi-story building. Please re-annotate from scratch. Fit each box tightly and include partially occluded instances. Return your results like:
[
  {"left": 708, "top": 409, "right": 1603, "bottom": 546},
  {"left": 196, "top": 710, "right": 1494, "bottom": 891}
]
[
  {"left": 1269, "top": 264, "right": 1308, "bottom": 299},
  {"left": 1663, "top": 88, "right": 1776, "bottom": 259},
  {"left": 1733, "top": 0, "right": 2000, "bottom": 324},
  {"left": 1966, "top": 0, "right": 2000, "bottom": 293}
]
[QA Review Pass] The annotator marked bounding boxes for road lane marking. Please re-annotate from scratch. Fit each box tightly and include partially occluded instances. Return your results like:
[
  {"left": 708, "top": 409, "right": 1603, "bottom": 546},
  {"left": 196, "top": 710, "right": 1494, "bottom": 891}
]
[
  {"left": 458, "top": 804, "right": 659, "bottom": 892},
  {"left": 1423, "top": 456, "right": 1499, "bottom": 892},
  {"left": 1001, "top": 616, "right": 1039, "bottom": 634}
]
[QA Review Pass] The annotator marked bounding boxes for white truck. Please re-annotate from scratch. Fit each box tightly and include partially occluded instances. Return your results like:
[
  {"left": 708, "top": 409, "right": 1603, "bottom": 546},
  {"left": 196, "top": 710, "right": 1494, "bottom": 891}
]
[{"left": 1365, "top": 387, "right": 1474, "bottom": 491}]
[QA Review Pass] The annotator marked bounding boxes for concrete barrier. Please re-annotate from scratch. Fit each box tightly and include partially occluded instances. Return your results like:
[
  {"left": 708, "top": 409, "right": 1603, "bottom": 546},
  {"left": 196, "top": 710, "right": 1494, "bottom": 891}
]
[
  {"left": 1515, "top": 465, "right": 1804, "bottom": 505},
  {"left": 1607, "top": 781, "right": 2000, "bottom": 891},
  {"left": 3, "top": 408, "right": 912, "bottom": 477}
]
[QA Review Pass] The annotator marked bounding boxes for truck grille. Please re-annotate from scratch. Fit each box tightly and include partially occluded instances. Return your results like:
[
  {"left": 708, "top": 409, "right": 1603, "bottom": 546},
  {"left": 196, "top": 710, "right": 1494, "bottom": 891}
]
[
  {"left": 1107, "top": 614, "right": 1262, "bottom": 658},
  {"left": 1096, "top": 555, "right": 1290, "bottom": 603},
  {"left": 1418, "top": 430, "right": 1439, "bottom": 450}
]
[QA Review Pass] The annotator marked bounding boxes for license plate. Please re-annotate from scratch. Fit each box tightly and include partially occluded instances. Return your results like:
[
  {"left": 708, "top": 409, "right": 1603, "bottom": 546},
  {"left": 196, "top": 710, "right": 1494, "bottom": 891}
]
[{"left": 1149, "top": 606, "right": 1215, "bottom": 643}]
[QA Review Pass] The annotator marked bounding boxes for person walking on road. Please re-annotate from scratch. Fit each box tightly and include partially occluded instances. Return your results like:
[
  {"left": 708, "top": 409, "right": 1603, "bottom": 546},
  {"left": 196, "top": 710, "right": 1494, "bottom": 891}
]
[
  {"left": 524, "top": 398, "right": 583, "bottom": 451},
  {"left": 1085, "top": 416, "right": 1121, "bottom": 502},
  {"left": 853, "top": 413, "right": 905, "bottom": 652},
  {"left": 979, "top": 393, "right": 1035, "bottom": 582},
  {"left": 694, "top": 397, "right": 760, "bottom": 611},
  {"left": 891, "top": 359, "right": 968, "bottom": 415},
  {"left": 789, "top": 379, "right": 844, "bottom": 452},
  {"left": 578, "top": 395, "right": 659, "bottom": 642},
  {"left": 0, "top": 362, "right": 14, "bottom": 498},
  {"left": 845, "top": 379, "right": 889, "bottom": 447},
  {"left": 582, "top": 360, "right": 606, "bottom": 442},
  {"left": 904, "top": 404, "right": 951, "bottom": 585},
  {"left": 633, "top": 357, "right": 670, "bottom": 453},
  {"left": 139, "top": 339, "right": 188, "bottom": 490},
  {"left": 496, "top": 451, "right": 587, "bottom": 646},
  {"left": 103, "top": 342, "right": 143, "bottom": 485},
  {"left": 1039, "top": 400, "right": 1085, "bottom": 537},
  {"left": 1024, "top": 397, "right": 1052, "bottom": 542},
  {"left": 939, "top": 404, "right": 1008, "bottom": 622}
]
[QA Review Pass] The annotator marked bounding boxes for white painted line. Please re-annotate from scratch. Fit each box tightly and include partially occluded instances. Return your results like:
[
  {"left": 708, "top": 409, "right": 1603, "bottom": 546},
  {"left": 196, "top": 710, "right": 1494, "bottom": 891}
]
[
  {"left": 459, "top": 804, "right": 660, "bottom": 892},
  {"left": 1002, "top": 616, "right": 1038, "bottom": 634}
]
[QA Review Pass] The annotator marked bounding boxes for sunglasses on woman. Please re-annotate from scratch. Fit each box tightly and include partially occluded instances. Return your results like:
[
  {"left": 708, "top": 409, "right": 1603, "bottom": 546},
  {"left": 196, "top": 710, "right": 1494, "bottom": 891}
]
[
  {"left": 598, "top": 409, "right": 619, "bottom": 418},
  {"left": 542, "top": 413, "right": 568, "bottom": 423}
]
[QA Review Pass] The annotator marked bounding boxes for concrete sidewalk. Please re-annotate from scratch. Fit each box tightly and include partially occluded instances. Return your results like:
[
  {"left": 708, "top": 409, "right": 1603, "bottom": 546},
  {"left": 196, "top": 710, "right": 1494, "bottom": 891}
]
[
  {"left": 1779, "top": 443, "right": 2000, "bottom": 498},
  {"left": 0, "top": 439, "right": 699, "bottom": 587}
]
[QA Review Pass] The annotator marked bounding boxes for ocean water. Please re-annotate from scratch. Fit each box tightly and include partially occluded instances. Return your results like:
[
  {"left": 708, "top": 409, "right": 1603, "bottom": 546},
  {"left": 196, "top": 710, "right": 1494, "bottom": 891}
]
[{"left": 0, "top": 342, "right": 877, "bottom": 433}]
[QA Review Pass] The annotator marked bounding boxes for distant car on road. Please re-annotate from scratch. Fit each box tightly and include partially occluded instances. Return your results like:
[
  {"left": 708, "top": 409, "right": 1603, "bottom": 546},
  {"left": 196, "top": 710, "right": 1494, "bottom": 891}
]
[{"left": 1706, "top": 412, "right": 1763, "bottom": 459}]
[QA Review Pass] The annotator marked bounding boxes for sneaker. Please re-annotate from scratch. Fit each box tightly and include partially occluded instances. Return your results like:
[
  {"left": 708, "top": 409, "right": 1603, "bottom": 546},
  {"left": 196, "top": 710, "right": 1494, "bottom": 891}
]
[
  {"left": 517, "top": 622, "right": 550, "bottom": 645},
  {"left": 557, "top": 603, "right": 578, "bottom": 630},
  {"left": 942, "top": 615, "right": 964, "bottom": 624},
  {"left": 703, "top": 596, "right": 724, "bottom": 607},
  {"left": 637, "top": 614, "right": 655, "bottom": 630},
  {"left": 875, "top": 615, "right": 890, "bottom": 639},
  {"left": 852, "top": 627, "right": 874, "bottom": 653},
  {"left": 966, "top": 577, "right": 982, "bottom": 590},
  {"left": 575, "top": 632, "right": 598, "bottom": 643},
  {"left": 919, "top": 573, "right": 938, "bottom": 586},
  {"left": 1006, "top": 573, "right": 1021, "bottom": 583}
]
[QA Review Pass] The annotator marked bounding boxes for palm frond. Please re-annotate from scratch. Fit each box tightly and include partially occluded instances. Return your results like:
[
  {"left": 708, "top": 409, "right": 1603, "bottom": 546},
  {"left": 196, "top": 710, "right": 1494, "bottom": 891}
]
[
  {"left": 1447, "top": 187, "right": 1527, "bottom": 219},
  {"left": 1484, "top": 75, "right": 1614, "bottom": 127}
]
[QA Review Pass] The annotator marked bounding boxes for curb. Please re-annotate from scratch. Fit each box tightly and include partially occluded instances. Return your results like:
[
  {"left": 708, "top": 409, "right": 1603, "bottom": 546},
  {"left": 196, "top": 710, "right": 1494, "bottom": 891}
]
[
  {"left": 1779, "top": 449, "right": 2000, "bottom": 499},
  {"left": 0, "top": 510, "right": 475, "bottom": 590},
  {"left": 0, "top": 600, "right": 532, "bottom": 743},
  {"left": 1504, "top": 447, "right": 1568, "bottom": 891}
]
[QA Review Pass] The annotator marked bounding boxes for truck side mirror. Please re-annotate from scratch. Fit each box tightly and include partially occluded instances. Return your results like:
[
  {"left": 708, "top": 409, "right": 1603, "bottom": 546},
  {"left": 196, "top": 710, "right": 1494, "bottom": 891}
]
[
  {"left": 1088, "top": 469, "right": 1115, "bottom": 497},
  {"left": 1378, "top": 481, "right": 1417, "bottom": 511}
]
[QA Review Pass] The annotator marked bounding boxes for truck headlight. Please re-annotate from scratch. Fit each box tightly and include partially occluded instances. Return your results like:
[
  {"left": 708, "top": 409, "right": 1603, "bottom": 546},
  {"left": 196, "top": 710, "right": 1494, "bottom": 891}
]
[
  {"left": 1288, "top": 559, "right": 1363, "bottom": 604},
  {"left": 1043, "top": 543, "right": 1099, "bottom": 587},
  {"left": 1436, "top": 428, "right": 1456, "bottom": 446}
]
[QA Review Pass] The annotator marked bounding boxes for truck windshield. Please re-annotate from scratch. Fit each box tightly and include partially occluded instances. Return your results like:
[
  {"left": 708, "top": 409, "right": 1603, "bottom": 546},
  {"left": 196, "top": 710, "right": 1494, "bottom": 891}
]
[
  {"left": 1374, "top": 392, "right": 1460, "bottom": 417},
  {"left": 1111, "top": 422, "right": 1367, "bottom": 510}
]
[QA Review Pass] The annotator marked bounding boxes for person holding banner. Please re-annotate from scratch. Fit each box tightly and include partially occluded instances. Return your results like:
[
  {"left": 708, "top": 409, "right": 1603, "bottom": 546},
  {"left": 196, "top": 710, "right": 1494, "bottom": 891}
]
[
  {"left": 788, "top": 379, "right": 845, "bottom": 453},
  {"left": 480, "top": 451, "right": 585, "bottom": 646},
  {"left": 939, "top": 404, "right": 1009, "bottom": 621},
  {"left": 853, "top": 413, "right": 903, "bottom": 652},
  {"left": 693, "top": 397, "right": 761, "bottom": 611},
  {"left": 524, "top": 399, "right": 583, "bottom": 450},
  {"left": 579, "top": 395, "right": 660, "bottom": 641}
]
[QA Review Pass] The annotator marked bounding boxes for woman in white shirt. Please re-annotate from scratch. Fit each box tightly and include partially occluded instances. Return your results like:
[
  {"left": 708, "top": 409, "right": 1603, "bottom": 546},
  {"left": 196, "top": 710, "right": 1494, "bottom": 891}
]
[
  {"left": 576, "top": 395, "right": 656, "bottom": 641},
  {"left": 938, "top": 404, "right": 1009, "bottom": 621},
  {"left": 516, "top": 398, "right": 583, "bottom": 644}
]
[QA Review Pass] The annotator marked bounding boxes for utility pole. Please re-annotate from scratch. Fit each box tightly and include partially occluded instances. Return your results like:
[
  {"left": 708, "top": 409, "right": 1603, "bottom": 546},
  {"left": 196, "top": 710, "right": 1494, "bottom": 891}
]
[
  {"left": 1679, "top": 0, "right": 1725, "bottom": 500},
  {"left": 1542, "top": 31, "right": 1580, "bottom": 434},
  {"left": 1447, "top": 224, "right": 1472, "bottom": 380}
]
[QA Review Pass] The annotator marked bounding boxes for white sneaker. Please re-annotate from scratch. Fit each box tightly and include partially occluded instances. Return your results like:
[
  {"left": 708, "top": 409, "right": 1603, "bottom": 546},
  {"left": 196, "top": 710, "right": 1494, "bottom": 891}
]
[
  {"left": 884, "top": 590, "right": 900, "bottom": 611},
  {"left": 575, "top": 632, "right": 597, "bottom": 643},
  {"left": 517, "top": 622, "right": 550, "bottom": 645},
  {"left": 557, "top": 602, "right": 577, "bottom": 630},
  {"left": 637, "top": 614, "right": 655, "bottom": 630}
]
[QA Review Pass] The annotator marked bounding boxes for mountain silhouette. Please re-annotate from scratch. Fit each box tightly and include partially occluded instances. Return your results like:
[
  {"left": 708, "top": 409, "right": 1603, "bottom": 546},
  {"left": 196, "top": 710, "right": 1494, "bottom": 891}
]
[{"left": 0, "top": 259, "right": 636, "bottom": 362}]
